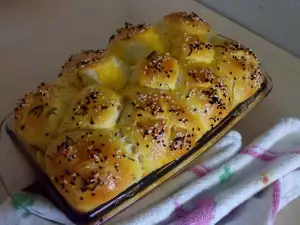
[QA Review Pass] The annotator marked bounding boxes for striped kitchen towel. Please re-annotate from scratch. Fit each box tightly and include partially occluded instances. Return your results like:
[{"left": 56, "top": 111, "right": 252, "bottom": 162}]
[
  {"left": 3, "top": 118, "right": 300, "bottom": 225},
  {"left": 115, "top": 118, "right": 300, "bottom": 225}
]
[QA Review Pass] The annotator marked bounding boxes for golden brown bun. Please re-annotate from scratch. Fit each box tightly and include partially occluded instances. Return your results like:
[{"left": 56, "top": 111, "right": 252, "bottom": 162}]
[
  {"left": 213, "top": 36, "right": 263, "bottom": 107},
  {"left": 60, "top": 85, "right": 122, "bottom": 132},
  {"left": 170, "top": 34, "right": 215, "bottom": 64},
  {"left": 58, "top": 49, "right": 129, "bottom": 91},
  {"left": 119, "top": 85, "right": 202, "bottom": 175},
  {"left": 160, "top": 12, "right": 212, "bottom": 37},
  {"left": 45, "top": 130, "right": 142, "bottom": 212},
  {"left": 132, "top": 51, "right": 180, "bottom": 90},
  {"left": 14, "top": 83, "right": 78, "bottom": 151},
  {"left": 156, "top": 12, "right": 213, "bottom": 53},
  {"left": 107, "top": 23, "right": 165, "bottom": 65},
  {"left": 180, "top": 65, "right": 231, "bottom": 132}
]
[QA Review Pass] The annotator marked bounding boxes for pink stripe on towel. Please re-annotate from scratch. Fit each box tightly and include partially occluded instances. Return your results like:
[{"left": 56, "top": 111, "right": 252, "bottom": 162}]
[
  {"left": 271, "top": 181, "right": 280, "bottom": 220},
  {"left": 176, "top": 196, "right": 215, "bottom": 225},
  {"left": 174, "top": 199, "right": 189, "bottom": 219},
  {"left": 191, "top": 165, "right": 211, "bottom": 177},
  {"left": 241, "top": 145, "right": 300, "bottom": 162},
  {"left": 240, "top": 146, "right": 279, "bottom": 161}
]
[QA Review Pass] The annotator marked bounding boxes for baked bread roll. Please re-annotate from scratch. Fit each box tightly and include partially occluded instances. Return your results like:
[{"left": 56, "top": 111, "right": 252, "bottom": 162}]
[
  {"left": 45, "top": 130, "right": 142, "bottom": 212},
  {"left": 60, "top": 85, "right": 122, "bottom": 132},
  {"left": 170, "top": 34, "right": 215, "bottom": 64},
  {"left": 132, "top": 51, "right": 180, "bottom": 90},
  {"left": 213, "top": 36, "right": 263, "bottom": 107},
  {"left": 180, "top": 65, "right": 230, "bottom": 132},
  {"left": 14, "top": 83, "right": 78, "bottom": 151},
  {"left": 156, "top": 12, "right": 213, "bottom": 51},
  {"left": 158, "top": 12, "right": 211, "bottom": 37},
  {"left": 14, "top": 11, "right": 264, "bottom": 213},
  {"left": 119, "top": 85, "right": 202, "bottom": 175},
  {"left": 58, "top": 49, "right": 129, "bottom": 91},
  {"left": 107, "top": 23, "right": 165, "bottom": 65}
]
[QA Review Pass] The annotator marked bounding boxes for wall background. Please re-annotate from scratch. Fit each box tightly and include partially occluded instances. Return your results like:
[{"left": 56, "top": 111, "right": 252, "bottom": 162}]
[{"left": 199, "top": 0, "right": 300, "bottom": 58}]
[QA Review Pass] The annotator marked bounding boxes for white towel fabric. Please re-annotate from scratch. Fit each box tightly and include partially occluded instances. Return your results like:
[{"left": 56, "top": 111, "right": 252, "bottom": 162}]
[
  {"left": 117, "top": 118, "right": 300, "bottom": 225},
  {"left": 1, "top": 118, "right": 300, "bottom": 225}
]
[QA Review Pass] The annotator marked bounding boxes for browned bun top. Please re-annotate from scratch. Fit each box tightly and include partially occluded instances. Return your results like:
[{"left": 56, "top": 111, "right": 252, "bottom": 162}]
[
  {"left": 162, "top": 12, "right": 212, "bottom": 36},
  {"left": 62, "top": 50, "right": 106, "bottom": 73},
  {"left": 58, "top": 49, "right": 128, "bottom": 91},
  {"left": 107, "top": 23, "right": 165, "bottom": 65},
  {"left": 108, "top": 23, "right": 151, "bottom": 43},
  {"left": 119, "top": 85, "right": 202, "bottom": 175},
  {"left": 58, "top": 50, "right": 105, "bottom": 89},
  {"left": 60, "top": 85, "right": 122, "bottom": 133},
  {"left": 45, "top": 130, "right": 142, "bottom": 212},
  {"left": 14, "top": 83, "right": 78, "bottom": 150},
  {"left": 133, "top": 51, "right": 180, "bottom": 91},
  {"left": 180, "top": 65, "right": 231, "bottom": 132},
  {"left": 213, "top": 37, "right": 263, "bottom": 107},
  {"left": 169, "top": 34, "right": 215, "bottom": 64}
]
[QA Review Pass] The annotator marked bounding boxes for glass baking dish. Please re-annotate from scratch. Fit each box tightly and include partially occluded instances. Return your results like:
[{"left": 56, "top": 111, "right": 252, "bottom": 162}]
[{"left": 0, "top": 67, "right": 272, "bottom": 224}]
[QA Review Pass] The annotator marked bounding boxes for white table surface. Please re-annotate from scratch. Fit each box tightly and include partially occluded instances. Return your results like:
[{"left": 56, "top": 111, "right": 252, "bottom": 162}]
[{"left": 1, "top": 0, "right": 300, "bottom": 224}]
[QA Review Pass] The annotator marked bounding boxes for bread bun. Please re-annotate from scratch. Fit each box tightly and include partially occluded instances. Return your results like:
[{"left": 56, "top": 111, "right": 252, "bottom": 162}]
[
  {"left": 45, "top": 130, "right": 142, "bottom": 212},
  {"left": 108, "top": 23, "right": 165, "bottom": 65},
  {"left": 161, "top": 12, "right": 212, "bottom": 37},
  {"left": 60, "top": 85, "right": 122, "bottom": 132},
  {"left": 119, "top": 85, "right": 202, "bottom": 175},
  {"left": 132, "top": 51, "right": 180, "bottom": 90},
  {"left": 170, "top": 34, "right": 215, "bottom": 64},
  {"left": 213, "top": 37, "right": 263, "bottom": 107},
  {"left": 14, "top": 83, "right": 78, "bottom": 151},
  {"left": 180, "top": 65, "right": 230, "bottom": 132},
  {"left": 58, "top": 49, "right": 129, "bottom": 91}
]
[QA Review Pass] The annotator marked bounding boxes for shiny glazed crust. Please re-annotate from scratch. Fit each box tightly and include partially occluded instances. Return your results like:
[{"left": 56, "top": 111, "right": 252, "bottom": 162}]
[
  {"left": 119, "top": 85, "right": 202, "bottom": 175},
  {"left": 14, "top": 12, "right": 263, "bottom": 212},
  {"left": 60, "top": 85, "right": 122, "bottom": 132},
  {"left": 163, "top": 12, "right": 212, "bottom": 36},
  {"left": 45, "top": 130, "right": 142, "bottom": 212},
  {"left": 58, "top": 49, "right": 128, "bottom": 91},
  {"left": 133, "top": 51, "right": 180, "bottom": 90},
  {"left": 107, "top": 23, "right": 165, "bottom": 65},
  {"left": 14, "top": 83, "right": 78, "bottom": 151}
]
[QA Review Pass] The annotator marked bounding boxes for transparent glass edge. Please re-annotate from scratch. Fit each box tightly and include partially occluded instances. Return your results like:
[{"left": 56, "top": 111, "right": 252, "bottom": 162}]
[{"left": 0, "top": 113, "right": 64, "bottom": 224}]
